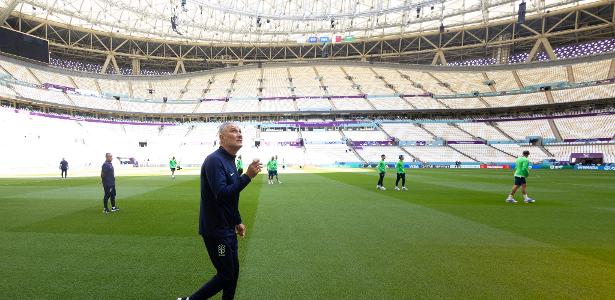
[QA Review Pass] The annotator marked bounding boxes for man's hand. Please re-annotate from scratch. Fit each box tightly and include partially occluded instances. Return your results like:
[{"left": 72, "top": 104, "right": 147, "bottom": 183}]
[
  {"left": 235, "top": 224, "right": 246, "bottom": 239},
  {"left": 245, "top": 160, "right": 262, "bottom": 178}
]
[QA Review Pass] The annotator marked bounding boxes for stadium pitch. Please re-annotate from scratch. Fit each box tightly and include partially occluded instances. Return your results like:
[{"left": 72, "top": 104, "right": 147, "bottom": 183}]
[{"left": 1, "top": 169, "right": 614, "bottom": 299}]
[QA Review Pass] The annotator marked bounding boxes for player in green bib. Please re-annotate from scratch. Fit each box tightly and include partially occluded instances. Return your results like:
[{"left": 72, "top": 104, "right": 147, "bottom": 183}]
[
  {"left": 394, "top": 155, "right": 407, "bottom": 191},
  {"left": 169, "top": 156, "right": 177, "bottom": 179},
  {"left": 236, "top": 155, "right": 244, "bottom": 176},
  {"left": 376, "top": 154, "right": 387, "bottom": 191},
  {"left": 267, "top": 157, "right": 275, "bottom": 184},
  {"left": 506, "top": 150, "right": 535, "bottom": 203}
]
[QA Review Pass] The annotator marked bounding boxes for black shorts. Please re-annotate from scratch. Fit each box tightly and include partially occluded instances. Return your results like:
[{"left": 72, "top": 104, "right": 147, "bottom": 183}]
[
  {"left": 268, "top": 170, "right": 274, "bottom": 177},
  {"left": 514, "top": 176, "right": 526, "bottom": 185},
  {"left": 273, "top": 170, "right": 278, "bottom": 176},
  {"left": 171, "top": 168, "right": 176, "bottom": 171}
]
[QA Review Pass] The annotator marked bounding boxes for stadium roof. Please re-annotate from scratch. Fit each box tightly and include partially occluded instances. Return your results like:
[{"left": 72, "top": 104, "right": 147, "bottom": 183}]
[{"left": 2, "top": 0, "right": 590, "bottom": 44}]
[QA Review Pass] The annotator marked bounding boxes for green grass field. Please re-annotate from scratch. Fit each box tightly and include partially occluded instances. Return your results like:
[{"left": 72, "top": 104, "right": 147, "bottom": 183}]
[{"left": 1, "top": 169, "right": 615, "bottom": 299}]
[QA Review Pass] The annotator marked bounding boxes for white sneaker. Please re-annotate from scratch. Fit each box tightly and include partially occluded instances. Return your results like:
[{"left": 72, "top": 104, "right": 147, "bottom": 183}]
[
  {"left": 394, "top": 187, "right": 400, "bottom": 191},
  {"left": 524, "top": 198, "right": 535, "bottom": 203},
  {"left": 376, "top": 185, "right": 381, "bottom": 189},
  {"left": 402, "top": 187, "right": 408, "bottom": 191},
  {"left": 381, "top": 186, "right": 386, "bottom": 191},
  {"left": 278, "top": 181, "right": 282, "bottom": 184},
  {"left": 506, "top": 198, "right": 517, "bottom": 203}
]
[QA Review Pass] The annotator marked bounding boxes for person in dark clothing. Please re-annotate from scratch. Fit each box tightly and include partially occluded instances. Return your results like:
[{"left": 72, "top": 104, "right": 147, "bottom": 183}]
[
  {"left": 101, "top": 153, "right": 119, "bottom": 214},
  {"left": 59, "top": 158, "right": 68, "bottom": 178},
  {"left": 179, "top": 123, "right": 261, "bottom": 300}
]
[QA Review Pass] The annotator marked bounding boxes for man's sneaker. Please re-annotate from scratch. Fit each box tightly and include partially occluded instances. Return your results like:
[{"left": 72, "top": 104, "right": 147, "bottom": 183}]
[
  {"left": 177, "top": 297, "right": 189, "bottom": 300},
  {"left": 376, "top": 185, "right": 381, "bottom": 190},
  {"left": 524, "top": 198, "right": 535, "bottom": 203},
  {"left": 394, "top": 187, "right": 400, "bottom": 191},
  {"left": 402, "top": 187, "right": 408, "bottom": 191},
  {"left": 111, "top": 207, "right": 119, "bottom": 212},
  {"left": 506, "top": 198, "right": 517, "bottom": 203},
  {"left": 103, "top": 209, "right": 110, "bottom": 214},
  {"left": 380, "top": 186, "right": 386, "bottom": 191},
  {"left": 278, "top": 181, "right": 282, "bottom": 184}
]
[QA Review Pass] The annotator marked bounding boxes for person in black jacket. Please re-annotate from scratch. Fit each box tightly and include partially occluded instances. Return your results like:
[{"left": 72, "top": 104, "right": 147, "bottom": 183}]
[
  {"left": 59, "top": 158, "right": 68, "bottom": 178},
  {"left": 180, "top": 123, "right": 261, "bottom": 300}
]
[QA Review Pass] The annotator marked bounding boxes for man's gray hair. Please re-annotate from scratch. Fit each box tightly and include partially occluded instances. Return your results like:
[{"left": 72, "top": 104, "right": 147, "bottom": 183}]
[{"left": 218, "top": 122, "right": 236, "bottom": 136}]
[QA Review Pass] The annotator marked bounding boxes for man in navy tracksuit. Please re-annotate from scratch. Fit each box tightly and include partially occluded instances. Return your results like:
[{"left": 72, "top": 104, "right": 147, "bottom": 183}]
[
  {"left": 181, "top": 123, "right": 260, "bottom": 300},
  {"left": 59, "top": 158, "right": 68, "bottom": 178},
  {"left": 101, "top": 153, "right": 119, "bottom": 214}
]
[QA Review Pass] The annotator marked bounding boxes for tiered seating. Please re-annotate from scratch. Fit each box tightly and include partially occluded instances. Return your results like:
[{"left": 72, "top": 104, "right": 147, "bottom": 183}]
[
  {"left": 330, "top": 98, "right": 373, "bottom": 110},
  {"left": 403, "top": 146, "right": 474, "bottom": 162},
  {"left": 260, "top": 100, "right": 295, "bottom": 112},
  {"left": 289, "top": 66, "right": 322, "bottom": 97},
  {"left": 517, "top": 66, "right": 568, "bottom": 87},
  {"left": 262, "top": 67, "right": 291, "bottom": 97},
  {"left": 572, "top": 59, "right": 611, "bottom": 82},
  {"left": 368, "top": 97, "right": 413, "bottom": 110},
  {"left": 546, "top": 144, "right": 615, "bottom": 162},
  {"left": 371, "top": 68, "right": 423, "bottom": 94},
  {"left": 380, "top": 123, "right": 434, "bottom": 141},
  {"left": 482, "top": 92, "right": 548, "bottom": 107},
  {"left": 405, "top": 96, "right": 446, "bottom": 109},
  {"left": 150, "top": 78, "right": 189, "bottom": 100},
  {"left": 163, "top": 102, "right": 198, "bottom": 114},
  {"left": 231, "top": 69, "right": 260, "bottom": 97},
  {"left": 0, "top": 60, "right": 39, "bottom": 84},
  {"left": 342, "top": 129, "right": 389, "bottom": 141},
  {"left": 304, "top": 144, "right": 357, "bottom": 165},
  {"left": 13, "top": 85, "right": 73, "bottom": 106},
  {"left": 260, "top": 130, "right": 299, "bottom": 143},
  {"left": 195, "top": 101, "right": 224, "bottom": 113},
  {"left": 457, "top": 122, "right": 512, "bottom": 141},
  {"left": 440, "top": 97, "right": 486, "bottom": 109},
  {"left": 68, "top": 94, "right": 120, "bottom": 110},
  {"left": 30, "top": 68, "right": 75, "bottom": 87},
  {"left": 496, "top": 119, "right": 555, "bottom": 140},
  {"left": 344, "top": 67, "right": 391, "bottom": 94},
  {"left": 554, "top": 115, "right": 615, "bottom": 139},
  {"left": 252, "top": 145, "right": 306, "bottom": 166},
  {"left": 97, "top": 79, "right": 131, "bottom": 97},
  {"left": 70, "top": 76, "right": 99, "bottom": 92},
  {"left": 422, "top": 123, "right": 474, "bottom": 140},
  {"left": 317, "top": 66, "right": 358, "bottom": 96},
  {"left": 120, "top": 100, "right": 164, "bottom": 113},
  {"left": 296, "top": 98, "right": 332, "bottom": 111},
  {"left": 301, "top": 130, "right": 343, "bottom": 143},
  {"left": 0, "top": 83, "right": 16, "bottom": 97},
  {"left": 431, "top": 71, "right": 491, "bottom": 94},
  {"left": 224, "top": 99, "right": 260, "bottom": 112},
  {"left": 207, "top": 72, "right": 235, "bottom": 98},
  {"left": 449, "top": 144, "right": 515, "bottom": 162},
  {"left": 551, "top": 84, "right": 615, "bottom": 103},
  {"left": 485, "top": 70, "right": 518, "bottom": 91},
  {"left": 131, "top": 80, "right": 152, "bottom": 100},
  {"left": 182, "top": 76, "right": 211, "bottom": 100},
  {"left": 491, "top": 144, "right": 552, "bottom": 162},
  {"left": 398, "top": 70, "right": 451, "bottom": 94},
  {"left": 355, "top": 146, "right": 407, "bottom": 162},
  {"left": 224, "top": 99, "right": 259, "bottom": 112}
]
